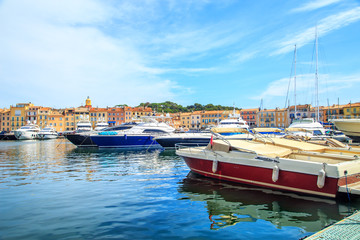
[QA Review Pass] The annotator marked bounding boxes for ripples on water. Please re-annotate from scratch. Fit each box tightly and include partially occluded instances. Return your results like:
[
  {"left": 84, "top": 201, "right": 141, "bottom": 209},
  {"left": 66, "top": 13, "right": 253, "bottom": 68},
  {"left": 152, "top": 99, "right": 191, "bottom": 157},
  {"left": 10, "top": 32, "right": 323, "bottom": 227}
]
[{"left": 0, "top": 139, "right": 359, "bottom": 240}]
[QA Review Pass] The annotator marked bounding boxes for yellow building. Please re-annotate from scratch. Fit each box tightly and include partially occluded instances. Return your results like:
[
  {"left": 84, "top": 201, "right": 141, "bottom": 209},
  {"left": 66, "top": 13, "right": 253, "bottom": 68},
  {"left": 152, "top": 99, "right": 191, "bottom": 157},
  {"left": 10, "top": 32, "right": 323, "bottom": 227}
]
[
  {"left": 0, "top": 109, "right": 11, "bottom": 132},
  {"left": 37, "top": 107, "right": 52, "bottom": 129},
  {"left": 131, "top": 107, "right": 153, "bottom": 119},
  {"left": 10, "top": 103, "right": 34, "bottom": 131},
  {"left": 200, "top": 110, "right": 239, "bottom": 128},
  {"left": 257, "top": 109, "right": 276, "bottom": 127},
  {"left": 274, "top": 108, "right": 288, "bottom": 128},
  {"left": 343, "top": 102, "right": 360, "bottom": 119},
  {"left": 47, "top": 110, "right": 65, "bottom": 132},
  {"left": 63, "top": 108, "right": 75, "bottom": 131},
  {"left": 26, "top": 106, "right": 41, "bottom": 126},
  {"left": 180, "top": 112, "right": 192, "bottom": 130}
]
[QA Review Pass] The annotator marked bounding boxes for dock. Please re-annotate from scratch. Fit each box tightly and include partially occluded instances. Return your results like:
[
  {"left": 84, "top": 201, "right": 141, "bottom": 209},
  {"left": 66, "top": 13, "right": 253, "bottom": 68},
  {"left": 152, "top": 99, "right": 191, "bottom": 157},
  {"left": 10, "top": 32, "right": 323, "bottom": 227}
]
[{"left": 305, "top": 211, "right": 360, "bottom": 239}]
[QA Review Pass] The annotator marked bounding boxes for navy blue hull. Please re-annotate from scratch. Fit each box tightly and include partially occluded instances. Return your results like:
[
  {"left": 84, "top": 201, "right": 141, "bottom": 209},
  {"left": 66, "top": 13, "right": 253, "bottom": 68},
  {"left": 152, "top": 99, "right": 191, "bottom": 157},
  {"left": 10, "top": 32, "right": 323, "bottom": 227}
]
[{"left": 90, "top": 135, "right": 162, "bottom": 149}]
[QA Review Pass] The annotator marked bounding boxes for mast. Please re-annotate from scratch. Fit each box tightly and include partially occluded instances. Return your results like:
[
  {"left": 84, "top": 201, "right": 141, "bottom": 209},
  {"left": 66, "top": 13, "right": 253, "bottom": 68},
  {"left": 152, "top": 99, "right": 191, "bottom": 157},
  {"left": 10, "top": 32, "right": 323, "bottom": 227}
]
[
  {"left": 294, "top": 44, "right": 297, "bottom": 119},
  {"left": 315, "top": 26, "right": 319, "bottom": 122}
]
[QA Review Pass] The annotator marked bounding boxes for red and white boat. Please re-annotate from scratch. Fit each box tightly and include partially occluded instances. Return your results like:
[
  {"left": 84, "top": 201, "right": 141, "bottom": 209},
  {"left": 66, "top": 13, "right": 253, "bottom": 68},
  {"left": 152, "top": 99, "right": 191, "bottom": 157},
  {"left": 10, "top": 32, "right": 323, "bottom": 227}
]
[{"left": 176, "top": 136, "right": 360, "bottom": 198}]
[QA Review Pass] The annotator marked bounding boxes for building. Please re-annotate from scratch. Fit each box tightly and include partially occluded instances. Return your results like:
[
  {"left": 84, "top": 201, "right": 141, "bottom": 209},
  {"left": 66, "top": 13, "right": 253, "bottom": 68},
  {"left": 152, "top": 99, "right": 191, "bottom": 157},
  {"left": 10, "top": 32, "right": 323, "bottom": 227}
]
[
  {"left": 274, "top": 108, "right": 288, "bottom": 128},
  {"left": 343, "top": 102, "right": 360, "bottom": 119},
  {"left": 240, "top": 108, "right": 258, "bottom": 127},
  {"left": 37, "top": 107, "right": 52, "bottom": 129},
  {"left": 0, "top": 109, "right": 11, "bottom": 132},
  {"left": 63, "top": 108, "right": 75, "bottom": 131},
  {"left": 257, "top": 109, "right": 276, "bottom": 127},
  {"left": 131, "top": 107, "right": 153, "bottom": 118},
  {"left": 47, "top": 110, "right": 65, "bottom": 132},
  {"left": 90, "top": 108, "right": 108, "bottom": 128},
  {"left": 107, "top": 107, "right": 125, "bottom": 126},
  {"left": 200, "top": 110, "right": 238, "bottom": 129},
  {"left": 10, "top": 103, "right": 34, "bottom": 131}
]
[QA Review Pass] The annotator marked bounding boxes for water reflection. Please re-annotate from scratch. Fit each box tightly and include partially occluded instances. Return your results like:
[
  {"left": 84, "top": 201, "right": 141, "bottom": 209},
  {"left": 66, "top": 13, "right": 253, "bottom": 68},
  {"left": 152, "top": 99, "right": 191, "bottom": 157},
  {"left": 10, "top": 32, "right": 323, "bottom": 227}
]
[
  {"left": 178, "top": 172, "right": 357, "bottom": 232},
  {"left": 0, "top": 140, "right": 181, "bottom": 186}
]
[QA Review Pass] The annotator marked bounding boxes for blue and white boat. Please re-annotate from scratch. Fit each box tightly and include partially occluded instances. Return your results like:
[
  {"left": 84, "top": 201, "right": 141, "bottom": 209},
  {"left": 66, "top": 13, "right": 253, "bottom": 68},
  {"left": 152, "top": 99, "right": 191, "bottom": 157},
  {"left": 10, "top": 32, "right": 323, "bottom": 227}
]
[{"left": 90, "top": 117, "right": 175, "bottom": 149}]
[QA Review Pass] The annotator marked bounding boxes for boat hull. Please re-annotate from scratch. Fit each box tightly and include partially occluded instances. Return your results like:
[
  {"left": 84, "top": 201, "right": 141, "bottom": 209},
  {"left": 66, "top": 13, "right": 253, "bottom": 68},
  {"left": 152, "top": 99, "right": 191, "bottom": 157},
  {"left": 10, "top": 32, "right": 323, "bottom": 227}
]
[
  {"left": 65, "top": 133, "right": 97, "bottom": 147},
  {"left": 0, "top": 133, "right": 17, "bottom": 140},
  {"left": 90, "top": 134, "right": 162, "bottom": 149},
  {"left": 14, "top": 131, "right": 38, "bottom": 140},
  {"left": 38, "top": 134, "right": 58, "bottom": 140},
  {"left": 332, "top": 119, "right": 360, "bottom": 142},
  {"left": 181, "top": 155, "right": 339, "bottom": 198}
]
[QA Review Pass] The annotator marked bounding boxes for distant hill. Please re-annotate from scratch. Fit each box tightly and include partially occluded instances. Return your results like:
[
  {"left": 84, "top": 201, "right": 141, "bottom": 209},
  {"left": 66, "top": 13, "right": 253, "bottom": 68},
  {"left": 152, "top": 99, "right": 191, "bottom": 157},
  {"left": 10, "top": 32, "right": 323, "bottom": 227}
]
[{"left": 136, "top": 101, "right": 241, "bottom": 113}]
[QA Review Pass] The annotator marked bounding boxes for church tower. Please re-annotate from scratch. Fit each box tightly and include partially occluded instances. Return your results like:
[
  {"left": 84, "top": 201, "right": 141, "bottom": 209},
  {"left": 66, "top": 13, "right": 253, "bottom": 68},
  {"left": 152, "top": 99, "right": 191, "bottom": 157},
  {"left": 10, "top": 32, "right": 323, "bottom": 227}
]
[{"left": 85, "top": 96, "right": 92, "bottom": 108}]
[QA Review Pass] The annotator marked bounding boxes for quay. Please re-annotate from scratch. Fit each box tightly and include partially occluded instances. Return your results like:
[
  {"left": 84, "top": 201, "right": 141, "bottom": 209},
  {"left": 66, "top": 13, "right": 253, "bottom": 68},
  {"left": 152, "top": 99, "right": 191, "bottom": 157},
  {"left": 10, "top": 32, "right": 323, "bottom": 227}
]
[{"left": 305, "top": 211, "right": 360, "bottom": 239}]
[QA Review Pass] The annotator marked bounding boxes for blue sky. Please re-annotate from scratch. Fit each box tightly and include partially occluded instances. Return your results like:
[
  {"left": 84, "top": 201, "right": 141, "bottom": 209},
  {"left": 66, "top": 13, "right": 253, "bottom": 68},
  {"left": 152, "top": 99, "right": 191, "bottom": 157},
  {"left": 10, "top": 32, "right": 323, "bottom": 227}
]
[{"left": 1, "top": 0, "right": 360, "bottom": 110}]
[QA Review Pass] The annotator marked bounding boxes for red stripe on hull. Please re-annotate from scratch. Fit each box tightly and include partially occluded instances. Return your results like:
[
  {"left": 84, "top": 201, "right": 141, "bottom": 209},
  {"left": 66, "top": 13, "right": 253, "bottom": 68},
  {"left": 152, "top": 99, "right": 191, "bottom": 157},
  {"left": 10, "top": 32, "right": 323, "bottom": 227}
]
[{"left": 183, "top": 156, "right": 339, "bottom": 198}]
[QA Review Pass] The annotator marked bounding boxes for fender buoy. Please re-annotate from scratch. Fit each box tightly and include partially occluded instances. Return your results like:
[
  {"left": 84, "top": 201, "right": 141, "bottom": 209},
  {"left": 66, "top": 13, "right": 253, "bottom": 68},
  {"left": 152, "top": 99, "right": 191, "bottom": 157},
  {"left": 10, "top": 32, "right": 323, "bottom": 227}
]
[
  {"left": 212, "top": 159, "right": 218, "bottom": 173},
  {"left": 272, "top": 164, "right": 279, "bottom": 182},
  {"left": 317, "top": 163, "right": 326, "bottom": 188}
]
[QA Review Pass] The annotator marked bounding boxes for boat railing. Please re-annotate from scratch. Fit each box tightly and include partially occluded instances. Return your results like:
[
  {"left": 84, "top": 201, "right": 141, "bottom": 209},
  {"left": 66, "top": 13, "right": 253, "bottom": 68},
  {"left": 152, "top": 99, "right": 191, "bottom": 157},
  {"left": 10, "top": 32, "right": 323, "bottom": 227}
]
[{"left": 175, "top": 143, "right": 212, "bottom": 156}]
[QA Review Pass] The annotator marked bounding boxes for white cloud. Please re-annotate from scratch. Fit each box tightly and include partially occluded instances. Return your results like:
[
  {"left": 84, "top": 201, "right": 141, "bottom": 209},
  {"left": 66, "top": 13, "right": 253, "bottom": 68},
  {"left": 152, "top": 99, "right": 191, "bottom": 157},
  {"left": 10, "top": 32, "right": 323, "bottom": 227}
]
[
  {"left": 291, "top": 0, "right": 341, "bottom": 13},
  {"left": 271, "top": 7, "right": 360, "bottom": 56},
  {"left": 0, "top": 0, "right": 187, "bottom": 107},
  {"left": 252, "top": 73, "right": 360, "bottom": 108}
]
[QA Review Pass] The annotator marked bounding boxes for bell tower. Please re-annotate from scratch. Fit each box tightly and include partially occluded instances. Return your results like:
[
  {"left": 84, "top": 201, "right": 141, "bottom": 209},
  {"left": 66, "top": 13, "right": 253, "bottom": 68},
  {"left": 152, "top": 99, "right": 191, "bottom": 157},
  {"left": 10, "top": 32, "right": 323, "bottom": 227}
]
[{"left": 85, "top": 96, "right": 92, "bottom": 108}]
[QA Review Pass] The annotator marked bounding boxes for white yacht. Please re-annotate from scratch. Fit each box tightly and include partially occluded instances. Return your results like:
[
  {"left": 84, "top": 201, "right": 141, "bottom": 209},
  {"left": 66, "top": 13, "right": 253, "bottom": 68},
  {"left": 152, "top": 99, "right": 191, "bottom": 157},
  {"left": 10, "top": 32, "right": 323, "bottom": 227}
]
[
  {"left": 76, "top": 120, "right": 92, "bottom": 132},
  {"left": 94, "top": 121, "right": 109, "bottom": 131},
  {"left": 14, "top": 123, "right": 40, "bottom": 140},
  {"left": 211, "top": 110, "right": 249, "bottom": 136},
  {"left": 38, "top": 126, "right": 58, "bottom": 140},
  {"left": 331, "top": 118, "right": 360, "bottom": 142},
  {"left": 287, "top": 118, "right": 328, "bottom": 140}
]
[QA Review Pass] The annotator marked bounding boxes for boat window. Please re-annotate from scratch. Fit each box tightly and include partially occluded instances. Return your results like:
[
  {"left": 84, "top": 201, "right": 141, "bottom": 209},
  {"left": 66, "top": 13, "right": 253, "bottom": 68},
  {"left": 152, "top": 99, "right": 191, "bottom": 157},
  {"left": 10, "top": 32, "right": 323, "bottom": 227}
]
[
  {"left": 313, "top": 130, "right": 323, "bottom": 136},
  {"left": 142, "top": 129, "right": 168, "bottom": 133}
]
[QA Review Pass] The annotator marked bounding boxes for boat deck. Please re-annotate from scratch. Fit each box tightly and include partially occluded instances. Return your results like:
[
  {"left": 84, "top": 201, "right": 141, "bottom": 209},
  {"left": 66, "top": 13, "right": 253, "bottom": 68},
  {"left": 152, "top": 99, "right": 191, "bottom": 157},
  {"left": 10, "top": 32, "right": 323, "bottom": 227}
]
[{"left": 305, "top": 211, "right": 360, "bottom": 239}]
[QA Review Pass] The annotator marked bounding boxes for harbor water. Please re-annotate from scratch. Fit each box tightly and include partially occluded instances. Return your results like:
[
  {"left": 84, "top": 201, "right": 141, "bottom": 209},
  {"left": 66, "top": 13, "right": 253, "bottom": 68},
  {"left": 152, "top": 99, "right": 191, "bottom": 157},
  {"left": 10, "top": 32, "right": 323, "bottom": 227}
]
[{"left": 1, "top": 139, "right": 359, "bottom": 240}]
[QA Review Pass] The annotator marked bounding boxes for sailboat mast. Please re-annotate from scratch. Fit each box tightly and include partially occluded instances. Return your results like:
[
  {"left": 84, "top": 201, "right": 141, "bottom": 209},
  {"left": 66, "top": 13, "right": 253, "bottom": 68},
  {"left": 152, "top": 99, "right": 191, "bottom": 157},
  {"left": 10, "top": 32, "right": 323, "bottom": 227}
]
[
  {"left": 294, "top": 44, "right": 297, "bottom": 119},
  {"left": 315, "top": 27, "right": 319, "bottom": 122}
]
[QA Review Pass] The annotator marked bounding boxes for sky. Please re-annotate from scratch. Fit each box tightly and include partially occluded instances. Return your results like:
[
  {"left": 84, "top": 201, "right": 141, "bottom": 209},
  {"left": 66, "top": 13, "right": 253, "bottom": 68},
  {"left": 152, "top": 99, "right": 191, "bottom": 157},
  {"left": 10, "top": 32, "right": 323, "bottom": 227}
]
[{"left": 1, "top": 0, "right": 360, "bottom": 110}]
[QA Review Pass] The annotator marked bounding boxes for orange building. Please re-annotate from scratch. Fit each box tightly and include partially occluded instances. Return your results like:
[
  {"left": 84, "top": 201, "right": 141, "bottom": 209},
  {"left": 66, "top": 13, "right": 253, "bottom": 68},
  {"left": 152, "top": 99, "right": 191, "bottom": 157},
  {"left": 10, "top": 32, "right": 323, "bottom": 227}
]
[
  {"left": 240, "top": 108, "right": 258, "bottom": 127},
  {"left": 107, "top": 107, "right": 125, "bottom": 126},
  {"left": 90, "top": 108, "right": 108, "bottom": 128}
]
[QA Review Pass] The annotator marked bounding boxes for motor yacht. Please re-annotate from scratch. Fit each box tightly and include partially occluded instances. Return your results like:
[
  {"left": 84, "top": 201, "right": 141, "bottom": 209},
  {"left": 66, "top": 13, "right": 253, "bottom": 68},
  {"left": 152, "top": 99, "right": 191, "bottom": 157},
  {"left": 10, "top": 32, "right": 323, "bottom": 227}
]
[
  {"left": 331, "top": 119, "right": 360, "bottom": 142},
  {"left": 287, "top": 118, "right": 328, "bottom": 140},
  {"left": 37, "top": 126, "right": 58, "bottom": 140},
  {"left": 14, "top": 123, "right": 40, "bottom": 140},
  {"left": 90, "top": 117, "right": 175, "bottom": 149}
]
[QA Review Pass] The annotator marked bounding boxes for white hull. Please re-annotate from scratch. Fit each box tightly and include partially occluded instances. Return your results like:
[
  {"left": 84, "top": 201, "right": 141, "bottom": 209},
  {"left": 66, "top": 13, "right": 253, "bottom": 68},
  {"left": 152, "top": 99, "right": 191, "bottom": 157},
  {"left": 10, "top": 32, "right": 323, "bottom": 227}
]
[
  {"left": 38, "top": 134, "right": 58, "bottom": 140},
  {"left": 332, "top": 119, "right": 360, "bottom": 138},
  {"left": 14, "top": 131, "right": 38, "bottom": 140}
]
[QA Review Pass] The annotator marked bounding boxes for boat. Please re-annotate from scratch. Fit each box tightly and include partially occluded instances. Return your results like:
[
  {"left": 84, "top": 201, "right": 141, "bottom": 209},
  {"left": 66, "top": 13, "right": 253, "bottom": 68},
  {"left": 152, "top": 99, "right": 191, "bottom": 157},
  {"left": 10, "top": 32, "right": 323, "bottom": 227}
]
[
  {"left": 287, "top": 118, "right": 328, "bottom": 140},
  {"left": 90, "top": 116, "right": 175, "bottom": 149},
  {"left": 65, "top": 122, "right": 137, "bottom": 147},
  {"left": 37, "top": 126, "right": 58, "bottom": 140},
  {"left": 13, "top": 123, "right": 41, "bottom": 140},
  {"left": 76, "top": 120, "right": 92, "bottom": 132},
  {"left": 213, "top": 109, "right": 249, "bottom": 135},
  {"left": 94, "top": 121, "right": 109, "bottom": 131},
  {"left": 154, "top": 131, "right": 212, "bottom": 148},
  {"left": 176, "top": 136, "right": 360, "bottom": 198},
  {"left": 331, "top": 119, "right": 360, "bottom": 142},
  {"left": 0, "top": 131, "right": 17, "bottom": 140}
]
